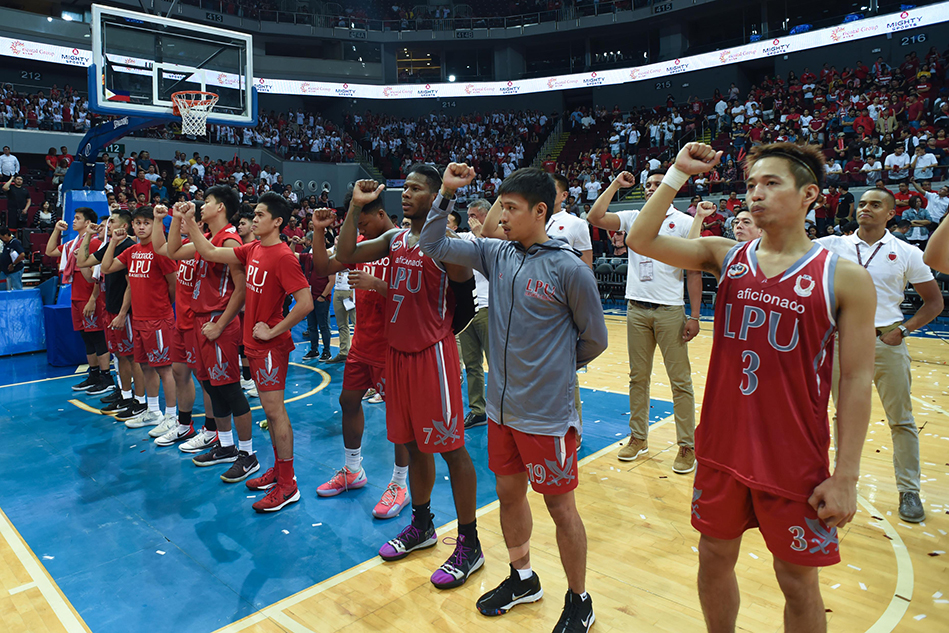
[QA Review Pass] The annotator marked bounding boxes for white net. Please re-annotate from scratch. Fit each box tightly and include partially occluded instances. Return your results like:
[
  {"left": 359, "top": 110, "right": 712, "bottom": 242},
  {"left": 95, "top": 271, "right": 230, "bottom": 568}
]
[{"left": 172, "top": 91, "right": 219, "bottom": 136}]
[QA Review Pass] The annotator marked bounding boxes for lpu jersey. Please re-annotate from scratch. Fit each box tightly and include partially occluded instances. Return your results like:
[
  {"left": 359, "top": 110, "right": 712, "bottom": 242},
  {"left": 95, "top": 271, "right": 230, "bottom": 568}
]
[
  {"left": 698, "top": 240, "right": 838, "bottom": 502},
  {"left": 385, "top": 229, "right": 454, "bottom": 353},
  {"left": 348, "top": 239, "right": 390, "bottom": 366},
  {"left": 191, "top": 225, "right": 241, "bottom": 315},
  {"left": 175, "top": 237, "right": 198, "bottom": 331},
  {"left": 116, "top": 242, "right": 176, "bottom": 321},
  {"left": 232, "top": 240, "right": 309, "bottom": 354}
]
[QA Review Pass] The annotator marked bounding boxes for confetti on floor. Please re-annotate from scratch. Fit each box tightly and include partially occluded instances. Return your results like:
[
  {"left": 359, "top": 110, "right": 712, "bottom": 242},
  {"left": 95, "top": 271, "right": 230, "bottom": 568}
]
[
  {"left": 831, "top": 584, "right": 841, "bottom": 590},
  {"left": 281, "top": 529, "right": 289, "bottom": 535},
  {"left": 156, "top": 550, "right": 165, "bottom": 555},
  {"left": 848, "top": 565, "right": 861, "bottom": 571}
]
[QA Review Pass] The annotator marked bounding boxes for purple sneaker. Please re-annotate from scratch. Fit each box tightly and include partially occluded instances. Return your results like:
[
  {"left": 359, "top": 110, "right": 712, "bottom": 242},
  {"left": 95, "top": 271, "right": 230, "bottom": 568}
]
[
  {"left": 430, "top": 534, "right": 484, "bottom": 589},
  {"left": 378, "top": 522, "right": 437, "bottom": 561}
]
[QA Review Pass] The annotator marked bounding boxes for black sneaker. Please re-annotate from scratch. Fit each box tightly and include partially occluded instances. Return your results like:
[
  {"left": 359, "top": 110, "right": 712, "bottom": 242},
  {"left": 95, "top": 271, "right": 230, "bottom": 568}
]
[
  {"left": 72, "top": 374, "right": 97, "bottom": 391},
  {"left": 100, "top": 389, "right": 123, "bottom": 405},
  {"left": 326, "top": 353, "right": 347, "bottom": 364},
  {"left": 477, "top": 563, "right": 544, "bottom": 616},
  {"left": 899, "top": 491, "right": 925, "bottom": 523},
  {"left": 86, "top": 376, "right": 115, "bottom": 396},
  {"left": 192, "top": 444, "right": 239, "bottom": 467},
  {"left": 552, "top": 591, "right": 594, "bottom": 632},
  {"left": 319, "top": 351, "right": 332, "bottom": 361},
  {"left": 302, "top": 350, "right": 319, "bottom": 361},
  {"left": 430, "top": 533, "right": 484, "bottom": 589},
  {"left": 464, "top": 412, "right": 487, "bottom": 429},
  {"left": 114, "top": 400, "right": 147, "bottom": 421},
  {"left": 378, "top": 520, "right": 438, "bottom": 561},
  {"left": 101, "top": 397, "right": 133, "bottom": 416},
  {"left": 220, "top": 451, "right": 260, "bottom": 483}
]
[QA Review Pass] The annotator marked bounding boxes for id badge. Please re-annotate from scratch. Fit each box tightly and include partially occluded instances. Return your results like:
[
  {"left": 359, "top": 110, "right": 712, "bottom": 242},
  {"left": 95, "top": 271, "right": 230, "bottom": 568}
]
[{"left": 639, "top": 259, "right": 654, "bottom": 282}]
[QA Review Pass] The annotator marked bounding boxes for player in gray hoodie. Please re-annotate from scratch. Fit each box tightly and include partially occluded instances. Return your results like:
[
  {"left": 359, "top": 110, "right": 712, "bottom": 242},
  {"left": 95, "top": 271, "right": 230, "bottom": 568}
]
[{"left": 420, "top": 164, "right": 607, "bottom": 633}]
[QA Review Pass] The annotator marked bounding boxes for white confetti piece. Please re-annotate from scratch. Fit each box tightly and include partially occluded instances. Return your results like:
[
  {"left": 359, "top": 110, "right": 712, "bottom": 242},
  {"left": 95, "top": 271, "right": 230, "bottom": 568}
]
[
  {"left": 615, "top": 433, "right": 623, "bottom": 437},
  {"left": 281, "top": 529, "right": 289, "bottom": 535},
  {"left": 898, "top": 523, "right": 914, "bottom": 529},
  {"left": 939, "top": 530, "right": 947, "bottom": 536},
  {"left": 859, "top": 582, "right": 867, "bottom": 591},
  {"left": 130, "top": 445, "right": 136, "bottom": 448},
  {"left": 749, "top": 553, "right": 759, "bottom": 560},
  {"left": 935, "top": 592, "right": 944, "bottom": 599},
  {"left": 691, "top": 546, "right": 698, "bottom": 553},
  {"left": 156, "top": 550, "right": 165, "bottom": 555},
  {"left": 42, "top": 556, "right": 53, "bottom": 560},
  {"left": 914, "top": 615, "right": 926, "bottom": 621},
  {"left": 935, "top": 600, "right": 949, "bottom": 604},
  {"left": 831, "top": 583, "right": 841, "bottom": 589},
  {"left": 925, "top": 532, "right": 936, "bottom": 538},
  {"left": 312, "top": 523, "right": 323, "bottom": 527},
  {"left": 444, "top": 476, "right": 449, "bottom": 481},
  {"left": 640, "top": 514, "right": 646, "bottom": 520},
  {"left": 58, "top": 409, "right": 64, "bottom": 412},
  {"left": 848, "top": 564, "right": 861, "bottom": 571},
  {"left": 601, "top": 477, "right": 608, "bottom": 481},
  {"left": 246, "top": 495, "right": 255, "bottom": 499}
]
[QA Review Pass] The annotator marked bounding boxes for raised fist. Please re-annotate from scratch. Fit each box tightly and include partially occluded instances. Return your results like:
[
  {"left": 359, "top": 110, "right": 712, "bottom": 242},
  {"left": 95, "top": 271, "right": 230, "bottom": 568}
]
[
  {"left": 55, "top": 220, "right": 69, "bottom": 232},
  {"left": 442, "top": 162, "right": 476, "bottom": 192},
  {"left": 310, "top": 207, "right": 336, "bottom": 232},
  {"left": 673, "top": 143, "right": 723, "bottom": 176},
  {"left": 695, "top": 201, "right": 717, "bottom": 219},
  {"left": 352, "top": 180, "right": 384, "bottom": 206},
  {"left": 112, "top": 227, "right": 128, "bottom": 241},
  {"left": 614, "top": 171, "right": 637, "bottom": 188},
  {"left": 153, "top": 204, "right": 169, "bottom": 219}
]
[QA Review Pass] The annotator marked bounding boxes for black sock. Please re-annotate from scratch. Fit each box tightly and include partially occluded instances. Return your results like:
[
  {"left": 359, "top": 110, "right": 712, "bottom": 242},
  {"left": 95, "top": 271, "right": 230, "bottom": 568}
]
[
  {"left": 242, "top": 365, "right": 251, "bottom": 380},
  {"left": 458, "top": 520, "right": 478, "bottom": 543},
  {"left": 89, "top": 367, "right": 100, "bottom": 378},
  {"left": 180, "top": 411, "right": 192, "bottom": 427},
  {"left": 204, "top": 416, "right": 217, "bottom": 432},
  {"left": 100, "top": 369, "right": 111, "bottom": 380},
  {"left": 412, "top": 501, "right": 433, "bottom": 530}
]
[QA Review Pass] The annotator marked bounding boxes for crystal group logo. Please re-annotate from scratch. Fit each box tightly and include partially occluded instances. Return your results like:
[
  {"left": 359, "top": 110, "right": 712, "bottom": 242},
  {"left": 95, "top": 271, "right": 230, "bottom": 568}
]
[
  {"left": 666, "top": 58, "right": 689, "bottom": 75},
  {"left": 719, "top": 47, "right": 757, "bottom": 65},
  {"left": 464, "top": 83, "right": 493, "bottom": 96},
  {"left": 547, "top": 76, "right": 581, "bottom": 90},
  {"left": 628, "top": 66, "right": 662, "bottom": 82},
  {"left": 830, "top": 22, "right": 879, "bottom": 42},
  {"left": 382, "top": 85, "right": 414, "bottom": 98},
  {"left": 761, "top": 37, "right": 792, "bottom": 56},
  {"left": 886, "top": 10, "right": 923, "bottom": 31},
  {"left": 583, "top": 71, "right": 605, "bottom": 86},
  {"left": 500, "top": 80, "right": 520, "bottom": 95}
]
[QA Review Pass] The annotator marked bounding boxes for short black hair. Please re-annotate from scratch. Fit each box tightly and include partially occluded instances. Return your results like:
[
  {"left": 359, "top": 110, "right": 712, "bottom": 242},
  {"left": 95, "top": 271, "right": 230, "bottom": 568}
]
[
  {"left": 745, "top": 142, "right": 825, "bottom": 190},
  {"left": 344, "top": 189, "right": 384, "bottom": 216},
  {"left": 258, "top": 192, "right": 291, "bottom": 229},
  {"left": 110, "top": 211, "right": 132, "bottom": 227},
  {"left": 131, "top": 206, "right": 154, "bottom": 221},
  {"left": 647, "top": 169, "right": 665, "bottom": 179},
  {"left": 0, "top": 227, "right": 11, "bottom": 237},
  {"left": 840, "top": 183, "right": 849, "bottom": 191},
  {"left": 406, "top": 164, "right": 442, "bottom": 193},
  {"left": 204, "top": 184, "right": 239, "bottom": 216},
  {"left": 75, "top": 207, "right": 97, "bottom": 224},
  {"left": 449, "top": 210, "right": 462, "bottom": 227},
  {"left": 842, "top": 220, "right": 859, "bottom": 233},
  {"left": 498, "top": 168, "right": 557, "bottom": 222},
  {"left": 552, "top": 173, "right": 569, "bottom": 193},
  {"left": 862, "top": 187, "right": 897, "bottom": 209},
  {"left": 896, "top": 219, "right": 912, "bottom": 229}
]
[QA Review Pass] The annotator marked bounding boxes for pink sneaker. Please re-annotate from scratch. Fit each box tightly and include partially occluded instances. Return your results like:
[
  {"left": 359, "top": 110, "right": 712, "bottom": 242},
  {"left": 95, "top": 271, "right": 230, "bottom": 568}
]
[
  {"left": 373, "top": 482, "right": 409, "bottom": 519},
  {"left": 316, "top": 467, "right": 367, "bottom": 497}
]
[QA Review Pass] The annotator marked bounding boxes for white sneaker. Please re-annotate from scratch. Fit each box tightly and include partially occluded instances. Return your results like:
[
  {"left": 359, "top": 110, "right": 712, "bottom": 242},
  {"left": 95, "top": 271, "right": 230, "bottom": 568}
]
[
  {"left": 148, "top": 413, "right": 178, "bottom": 438},
  {"left": 241, "top": 379, "right": 255, "bottom": 391},
  {"left": 368, "top": 393, "right": 383, "bottom": 404},
  {"left": 155, "top": 424, "right": 196, "bottom": 446},
  {"left": 246, "top": 384, "right": 259, "bottom": 398},
  {"left": 179, "top": 429, "right": 219, "bottom": 453},
  {"left": 125, "top": 410, "right": 162, "bottom": 429},
  {"left": 362, "top": 388, "right": 377, "bottom": 401}
]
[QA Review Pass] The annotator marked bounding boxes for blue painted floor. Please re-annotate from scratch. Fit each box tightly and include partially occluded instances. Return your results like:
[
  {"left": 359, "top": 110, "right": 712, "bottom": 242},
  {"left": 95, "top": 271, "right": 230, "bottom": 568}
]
[{"left": 0, "top": 335, "right": 673, "bottom": 633}]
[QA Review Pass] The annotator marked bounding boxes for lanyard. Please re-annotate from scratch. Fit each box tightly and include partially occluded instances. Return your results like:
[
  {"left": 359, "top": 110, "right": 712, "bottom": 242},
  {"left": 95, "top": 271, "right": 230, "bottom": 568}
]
[{"left": 856, "top": 242, "right": 884, "bottom": 269}]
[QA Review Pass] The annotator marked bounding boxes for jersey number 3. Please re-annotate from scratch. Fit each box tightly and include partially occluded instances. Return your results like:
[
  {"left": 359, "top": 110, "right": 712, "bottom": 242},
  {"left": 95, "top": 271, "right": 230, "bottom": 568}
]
[{"left": 740, "top": 350, "right": 760, "bottom": 395}]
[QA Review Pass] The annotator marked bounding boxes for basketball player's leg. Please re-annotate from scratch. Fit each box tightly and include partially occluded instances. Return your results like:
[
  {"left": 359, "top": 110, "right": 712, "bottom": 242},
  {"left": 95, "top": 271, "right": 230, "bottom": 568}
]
[
  {"left": 772, "top": 559, "right": 825, "bottom": 633},
  {"left": 317, "top": 359, "right": 375, "bottom": 496},
  {"left": 247, "top": 350, "right": 296, "bottom": 512},
  {"left": 620, "top": 303, "right": 657, "bottom": 460},
  {"left": 440, "top": 445, "right": 478, "bottom": 525},
  {"left": 697, "top": 534, "right": 742, "bottom": 632}
]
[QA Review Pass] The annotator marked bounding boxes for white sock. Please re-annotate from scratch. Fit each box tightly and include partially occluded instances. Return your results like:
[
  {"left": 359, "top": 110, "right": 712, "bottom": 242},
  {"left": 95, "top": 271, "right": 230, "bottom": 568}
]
[
  {"left": 239, "top": 439, "right": 254, "bottom": 455},
  {"left": 391, "top": 465, "right": 408, "bottom": 487},
  {"left": 345, "top": 447, "right": 362, "bottom": 472},
  {"left": 121, "top": 390, "right": 132, "bottom": 400},
  {"left": 516, "top": 566, "right": 533, "bottom": 581},
  {"left": 147, "top": 396, "right": 160, "bottom": 413},
  {"left": 165, "top": 405, "right": 177, "bottom": 419},
  {"left": 135, "top": 394, "right": 146, "bottom": 404},
  {"left": 218, "top": 429, "right": 235, "bottom": 448},
  {"left": 578, "top": 591, "right": 589, "bottom": 600}
]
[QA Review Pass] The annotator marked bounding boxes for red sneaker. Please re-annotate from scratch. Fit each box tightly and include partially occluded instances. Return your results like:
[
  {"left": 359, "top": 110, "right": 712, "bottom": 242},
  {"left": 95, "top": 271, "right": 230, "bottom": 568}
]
[
  {"left": 246, "top": 467, "right": 277, "bottom": 491},
  {"left": 252, "top": 482, "right": 301, "bottom": 513}
]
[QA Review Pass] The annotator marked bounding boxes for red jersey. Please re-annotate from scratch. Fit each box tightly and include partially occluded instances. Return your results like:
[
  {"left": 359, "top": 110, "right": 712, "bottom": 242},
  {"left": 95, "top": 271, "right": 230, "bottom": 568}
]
[
  {"left": 69, "top": 236, "right": 102, "bottom": 303},
  {"left": 192, "top": 224, "right": 241, "bottom": 314},
  {"left": 117, "top": 242, "right": 176, "bottom": 321},
  {"left": 348, "top": 249, "right": 391, "bottom": 367},
  {"left": 233, "top": 240, "right": 309, "bottom": 354},
  {"left": 385, "top": 229, "right": 455, "bottom": 353},
  {"left": 174, "top": 239, "right": 198, "bottom": 331},
  {"left": 698, "top": 241, "right": 838, "bottom": 502}
]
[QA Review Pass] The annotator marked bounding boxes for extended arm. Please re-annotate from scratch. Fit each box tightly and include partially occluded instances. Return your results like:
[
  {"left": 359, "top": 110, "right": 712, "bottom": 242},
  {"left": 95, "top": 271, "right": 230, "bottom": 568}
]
[
  {"left": 479, "top": 197, "right": 507, "bottom": 240},
  {"left": 923, "top": 218, "right": 949, "bottom": 273},
  {"left": 75, "top": 227, "right": 99, "bottom": 268},
  {"left": 185, "top": 216, "right": 240, "bottom": 265},
  {"left": 309, "top": 208, "right": 348, "bottom": 276},
  {"left": 100, "top": 229, "right": 128, "bottom": 274},
  {"left": 586, "top": 175, "right": 631, "bottom": 231},
  {"left": 166, "top": 207, "right": 197, "bottom": 260},
  {"left": 335, "top": 181, "right": 396, "bottom": 265},
  {"left": 46, "top": 220, "right": 66, "bottom": 257}
]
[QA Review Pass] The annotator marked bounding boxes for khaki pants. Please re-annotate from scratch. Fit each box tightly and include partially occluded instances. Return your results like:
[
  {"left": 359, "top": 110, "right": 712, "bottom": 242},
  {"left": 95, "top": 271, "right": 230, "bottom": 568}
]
[
  {"left": 832, "top": 337, "right": 920, "bottom": 493},
  {"left": 458, "top": 308, "right": 489, "bottom": 417},
  {"left": 333, "top": 290, "right": 356, "bottom": 356},
  {"left": 627, "top": 301, "right": 695, "bottom": 447}
]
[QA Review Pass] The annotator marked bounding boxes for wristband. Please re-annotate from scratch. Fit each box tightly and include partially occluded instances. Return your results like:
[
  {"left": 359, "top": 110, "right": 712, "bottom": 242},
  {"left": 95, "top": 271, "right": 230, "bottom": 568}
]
[
  {"left": 661, "top": 166, "right": 690, "bottom": 192},
  {"left": 688, "top": 316, "right": 700, "bottom": 322}
]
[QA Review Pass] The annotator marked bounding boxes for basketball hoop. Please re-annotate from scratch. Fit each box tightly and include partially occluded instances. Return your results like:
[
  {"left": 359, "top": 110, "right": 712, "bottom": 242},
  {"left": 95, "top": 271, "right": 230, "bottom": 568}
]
[{"left": 172, "top": 91, "right": 219, "bottom": 136}]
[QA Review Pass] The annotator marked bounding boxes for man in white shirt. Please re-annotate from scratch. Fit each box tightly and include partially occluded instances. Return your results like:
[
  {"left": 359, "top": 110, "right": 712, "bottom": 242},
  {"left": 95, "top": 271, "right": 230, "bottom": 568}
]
[
  {"left": 587, "top": 169, "right": 702, "bottom": 474},
  {"left": 909, "top": 146, "right": 938, "bottom": 181},
  {"left": 584, "top": 179, "right": 602, "bottom": 202},
  {"left": 549, "top": 174, "right": 593, "bottom": 268},
  {"left": 457, "top": 199, "right": 491, "bottom": 429},
  {"left": 817, "top": 188, "right": 943, "bottom": 523},
  {"left": 911, "top": 179, "right": 949, "bottom": 224},
  {"left": 883, "top": 145, "right": 911, "bottom": 183},
  {"left": 861, "top": 158, "right": 883, "bottom": 183},
  {"left": 0, "top": 146, "right": 20, "bottom": 177}
]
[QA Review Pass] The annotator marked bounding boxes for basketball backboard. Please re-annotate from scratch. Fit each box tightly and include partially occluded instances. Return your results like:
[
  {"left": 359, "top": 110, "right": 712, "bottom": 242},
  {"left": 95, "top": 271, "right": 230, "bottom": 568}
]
[{"left": 89, "top": 4, "right": 256, "bottom": 126}]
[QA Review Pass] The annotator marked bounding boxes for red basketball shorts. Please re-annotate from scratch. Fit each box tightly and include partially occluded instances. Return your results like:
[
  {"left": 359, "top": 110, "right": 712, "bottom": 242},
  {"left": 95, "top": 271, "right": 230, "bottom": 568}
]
[
  {"left": 248, "top": 347, "right": 290, "bottom": 393},
  {"left": 170, "top": 326, "right": 199, "bottom": 369},
  {"left": 131, "top": 318, "right": 175, "bottom": 367},
  {"left": 193, "top": 313, "right": 241, "bottom": 386},
  {"left": 691, "top": 463, "right": 841, "bottom": 567},
  {"left": 104, "top": 312, "right": 134, "bottom": 357},
  {"left": 342, "top": 357, "right": 385, "bottom": 399},
  {"left": 488, "top": 421, "right": 579, "bottom": 495},
  {"left": 71, "top": 298, "right": 105, "bottom": 332},
  {"left": 386, "top": 336, "right": 464, "bottom": 454}
]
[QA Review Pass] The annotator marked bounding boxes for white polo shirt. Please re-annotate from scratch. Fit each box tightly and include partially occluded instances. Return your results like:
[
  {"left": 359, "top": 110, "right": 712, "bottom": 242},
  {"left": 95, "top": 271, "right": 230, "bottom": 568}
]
[
  {"left": 816, "top": 231, "right": 933, "bottom": 327},
  {"left": 923, "top": 191, "right": 949, "bottom": 224},
  {"left": 546, "top": 210, "right": 592, "bottom": 254},
  {"left": 616, "top": 207, "right": 693, "bottom": 305}
]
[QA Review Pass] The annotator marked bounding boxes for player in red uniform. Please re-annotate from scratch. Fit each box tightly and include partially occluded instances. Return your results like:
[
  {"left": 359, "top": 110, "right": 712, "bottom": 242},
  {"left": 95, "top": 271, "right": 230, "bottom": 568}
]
[
  {"left": 149, "top": 204, "right": 219, "bottom": 449},
  {"left": 308, "top": 196, "right": 411, "bottom": 519},
  {"left": 335, "top": 165, "right": 483, "bottom": 590},
  {"left": 233, "top": 207, "right": 258, "bottom": 398},
  {"left": 167, "top": 187, "right": 255, "bottom": 481},
  {"left": 100, "top": 206, "right": 179, "bottom": 431},
  {"left": 628, "top": 142, "right": 876, "bottom": 632},
  {"left": 46, "top": 209, "right": 112, "bottom": 395},
  {"left": 185, "top": 192, "right": 313, "bottom": 513}
]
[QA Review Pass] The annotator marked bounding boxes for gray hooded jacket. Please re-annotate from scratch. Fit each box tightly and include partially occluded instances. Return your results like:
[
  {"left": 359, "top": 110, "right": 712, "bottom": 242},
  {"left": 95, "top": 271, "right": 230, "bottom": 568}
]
[{"left": 420, "top": 194, "right": 608, "bottom": 437}]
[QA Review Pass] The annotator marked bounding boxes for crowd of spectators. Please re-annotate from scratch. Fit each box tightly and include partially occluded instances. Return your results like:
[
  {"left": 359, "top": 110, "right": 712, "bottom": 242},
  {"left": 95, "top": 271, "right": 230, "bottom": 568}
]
[{"left": 346, "top": 108, "right": 557, "bottom": 198}]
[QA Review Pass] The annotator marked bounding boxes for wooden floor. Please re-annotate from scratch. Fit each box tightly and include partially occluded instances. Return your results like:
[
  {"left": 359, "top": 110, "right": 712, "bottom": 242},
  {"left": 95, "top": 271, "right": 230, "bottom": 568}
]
[{"left": 5, "top": 314, "right": 949, "bottom": 632}]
